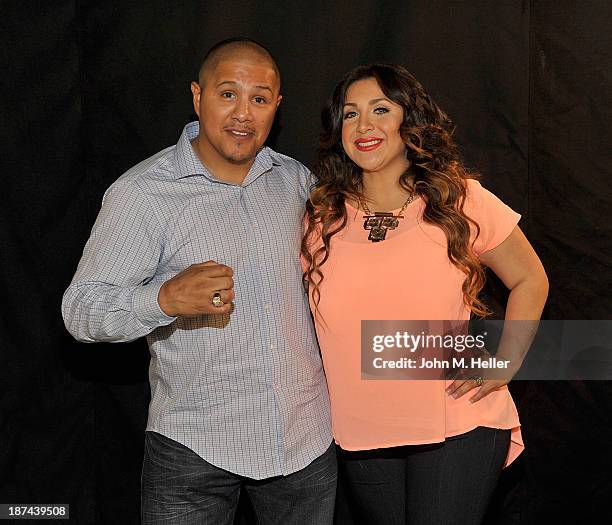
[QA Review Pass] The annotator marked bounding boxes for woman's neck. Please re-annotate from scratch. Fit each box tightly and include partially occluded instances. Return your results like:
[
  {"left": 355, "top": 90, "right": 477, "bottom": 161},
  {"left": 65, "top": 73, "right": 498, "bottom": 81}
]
[{"left": 360, "top": 168, "right": 415, "bottom": 212}]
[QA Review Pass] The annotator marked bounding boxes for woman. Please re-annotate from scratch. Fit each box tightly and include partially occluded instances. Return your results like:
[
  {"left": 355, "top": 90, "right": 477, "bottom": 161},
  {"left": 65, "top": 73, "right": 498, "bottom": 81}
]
[{"left": 302, "top": 64, "right": 548, "bottom": 525}]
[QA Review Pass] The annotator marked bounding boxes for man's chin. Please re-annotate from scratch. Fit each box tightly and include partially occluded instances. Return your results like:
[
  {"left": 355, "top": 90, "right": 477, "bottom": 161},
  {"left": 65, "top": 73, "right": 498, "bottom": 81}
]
[{"left": 224, "top": 147, "right": 261, "bottom": 165}]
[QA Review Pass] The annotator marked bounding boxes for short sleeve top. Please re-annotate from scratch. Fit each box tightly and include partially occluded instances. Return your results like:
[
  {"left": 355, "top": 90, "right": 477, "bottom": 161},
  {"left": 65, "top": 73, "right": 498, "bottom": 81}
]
[{"left": 309, "top": 179, "right": 524, "bottom": 466}]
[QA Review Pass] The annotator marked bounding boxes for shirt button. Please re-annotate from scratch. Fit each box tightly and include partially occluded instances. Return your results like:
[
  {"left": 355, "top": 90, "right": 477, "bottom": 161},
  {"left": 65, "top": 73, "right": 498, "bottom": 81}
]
[
  {"left": 264, "top": 303, "right": 271, "bottom": 310},
  {"left": 270, "top": 343, "right": 275, "bottom": 350}
]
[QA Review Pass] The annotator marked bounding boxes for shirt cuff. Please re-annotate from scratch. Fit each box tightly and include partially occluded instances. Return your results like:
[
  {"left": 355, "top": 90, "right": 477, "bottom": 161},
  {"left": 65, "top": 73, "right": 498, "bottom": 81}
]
[{"left": 132, "top": 281, "right": 177, "bottom": 328}]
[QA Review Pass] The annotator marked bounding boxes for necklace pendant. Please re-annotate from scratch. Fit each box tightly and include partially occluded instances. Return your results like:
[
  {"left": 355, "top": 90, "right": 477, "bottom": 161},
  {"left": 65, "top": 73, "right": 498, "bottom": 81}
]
[{"left": 363, "top": 212, "right": 402, "bottom": 242}]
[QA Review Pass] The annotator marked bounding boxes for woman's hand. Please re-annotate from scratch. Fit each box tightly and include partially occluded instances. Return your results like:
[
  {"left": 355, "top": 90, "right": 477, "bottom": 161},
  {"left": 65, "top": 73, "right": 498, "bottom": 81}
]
[{"left": 445, "top": 376, "right": 508, "bottom": 404}]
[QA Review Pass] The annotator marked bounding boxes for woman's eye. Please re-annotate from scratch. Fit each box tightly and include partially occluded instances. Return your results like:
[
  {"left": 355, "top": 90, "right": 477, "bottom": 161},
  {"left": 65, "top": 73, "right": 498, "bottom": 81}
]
[
  {"left": 374, "top": 107, "right": 390, "bottom": 114},
  {"left": 343, "top": 111, "right": 357, "bottom": 120}
]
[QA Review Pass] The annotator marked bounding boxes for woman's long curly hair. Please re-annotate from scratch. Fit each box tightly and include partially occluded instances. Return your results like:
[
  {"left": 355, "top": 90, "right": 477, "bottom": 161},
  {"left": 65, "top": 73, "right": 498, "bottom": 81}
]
[{"left": 302, "top": 63, "right": 491, "bottom": 319}]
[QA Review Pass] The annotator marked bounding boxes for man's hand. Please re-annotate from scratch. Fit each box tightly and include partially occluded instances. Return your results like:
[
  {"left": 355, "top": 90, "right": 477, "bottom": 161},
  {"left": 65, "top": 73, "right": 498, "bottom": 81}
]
[{"left": 158, "top": 261, "right": 234, "bottom": 316}]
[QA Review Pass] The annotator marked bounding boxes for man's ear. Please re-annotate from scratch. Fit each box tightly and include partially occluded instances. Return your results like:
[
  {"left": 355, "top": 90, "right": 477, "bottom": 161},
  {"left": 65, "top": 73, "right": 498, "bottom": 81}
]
[
  {"left": 275, "top": 94, "right": 283, "bottom": 109},
  {"left": 190, "top": 81, "right": 202, "bottom": 118}
]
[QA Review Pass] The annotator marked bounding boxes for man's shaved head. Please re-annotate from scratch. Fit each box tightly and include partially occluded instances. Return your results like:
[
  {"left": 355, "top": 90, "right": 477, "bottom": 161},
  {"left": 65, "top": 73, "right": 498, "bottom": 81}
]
[
  {"left": 198, "top": 38, "right": 280, "bottom": 87},
  {"left": 190, "top": 37, "right": 283, "bottom": 180}
]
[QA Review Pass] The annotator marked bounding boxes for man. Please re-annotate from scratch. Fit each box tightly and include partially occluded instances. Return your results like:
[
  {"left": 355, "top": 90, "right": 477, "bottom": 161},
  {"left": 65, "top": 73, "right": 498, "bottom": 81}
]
[{"left": 62, "top": 38, "right": 335, "bottom": 524}]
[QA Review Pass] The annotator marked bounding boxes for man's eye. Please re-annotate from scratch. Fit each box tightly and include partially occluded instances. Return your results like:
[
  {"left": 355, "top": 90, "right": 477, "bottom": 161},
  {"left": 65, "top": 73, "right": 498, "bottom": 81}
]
[
  {"left": 343, "top": 111, "right": 357, "bottom": 119},
  {"left": 374, "top": 107, "right": 390, "bottom": 114},
  {"left": 221, "top": 92, "right": 235, "bottom": 99},
  {"left": 254, "top": 96, "right": 267, "bottom": 104}
]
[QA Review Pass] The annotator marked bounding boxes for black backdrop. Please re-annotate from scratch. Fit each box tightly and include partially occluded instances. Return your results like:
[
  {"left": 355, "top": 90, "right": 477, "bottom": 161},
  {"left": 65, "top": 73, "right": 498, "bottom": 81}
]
[{"left": 2, "top": 1, "right": 611, "bottom": 524}]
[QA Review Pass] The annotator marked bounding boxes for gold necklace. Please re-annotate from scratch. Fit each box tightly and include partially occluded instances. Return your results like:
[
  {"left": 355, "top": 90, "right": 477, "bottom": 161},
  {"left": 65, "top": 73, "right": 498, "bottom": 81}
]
[{"left": 358, "top": 190, "right": 416, "bottom": 242}]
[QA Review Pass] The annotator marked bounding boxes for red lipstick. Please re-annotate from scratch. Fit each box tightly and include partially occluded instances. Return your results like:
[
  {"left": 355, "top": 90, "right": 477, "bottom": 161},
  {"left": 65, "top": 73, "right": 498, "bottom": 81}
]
[{"left": 355, "top": 137, "right": 383, "bottom": 152}]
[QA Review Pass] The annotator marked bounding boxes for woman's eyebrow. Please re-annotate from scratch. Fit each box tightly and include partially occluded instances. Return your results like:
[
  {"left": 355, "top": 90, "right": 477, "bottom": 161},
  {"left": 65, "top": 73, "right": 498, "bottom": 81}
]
[{"left": 343, "top": 97, "right": 390, "bottom": 107}]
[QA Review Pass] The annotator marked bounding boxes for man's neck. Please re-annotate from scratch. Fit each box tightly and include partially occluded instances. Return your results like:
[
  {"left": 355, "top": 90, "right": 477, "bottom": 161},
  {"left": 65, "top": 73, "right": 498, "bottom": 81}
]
[{"left": 190, "top": 138, "right": 254, "bottom": 185}]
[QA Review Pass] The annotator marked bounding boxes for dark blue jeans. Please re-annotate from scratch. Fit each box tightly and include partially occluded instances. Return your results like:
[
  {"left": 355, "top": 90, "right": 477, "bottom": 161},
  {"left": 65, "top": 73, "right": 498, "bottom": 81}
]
[
  {"left": 141, "top": 431, "right": 337, "bottom": 525},
  {"left": 338, "top": 426, "right": 511, "bottom": 525}
]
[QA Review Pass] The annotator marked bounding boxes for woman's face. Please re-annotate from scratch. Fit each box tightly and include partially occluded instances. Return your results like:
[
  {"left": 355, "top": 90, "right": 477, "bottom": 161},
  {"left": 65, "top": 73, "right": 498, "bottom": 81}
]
[{"left": 341, "top": 77, "right": 409, "bottom": 177}]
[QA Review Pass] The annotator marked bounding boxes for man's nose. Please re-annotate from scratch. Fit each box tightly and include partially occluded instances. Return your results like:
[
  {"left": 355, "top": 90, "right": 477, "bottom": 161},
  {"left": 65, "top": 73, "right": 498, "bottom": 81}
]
[{"left": 232, "top": 97, "right": 252, "bottom": 122}]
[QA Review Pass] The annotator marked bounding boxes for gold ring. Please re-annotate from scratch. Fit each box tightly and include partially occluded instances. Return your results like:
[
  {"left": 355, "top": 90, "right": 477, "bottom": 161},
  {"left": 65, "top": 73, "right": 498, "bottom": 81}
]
[
  {"left": 212, "top": 292, "right": 223, "bottom": 307},
  {"left": 472, "top": 375, "right": 484, "bottom": 387}
]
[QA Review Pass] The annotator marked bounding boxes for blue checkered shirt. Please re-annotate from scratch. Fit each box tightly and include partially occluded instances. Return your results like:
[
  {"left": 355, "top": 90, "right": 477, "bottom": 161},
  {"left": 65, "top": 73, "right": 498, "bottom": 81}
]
[{"left": 62, "top": 122, "right": 332, "bottom": 479}]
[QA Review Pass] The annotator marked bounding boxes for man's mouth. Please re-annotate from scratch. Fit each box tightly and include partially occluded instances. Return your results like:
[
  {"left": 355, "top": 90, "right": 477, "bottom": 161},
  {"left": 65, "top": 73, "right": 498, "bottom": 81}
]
[
  {"left": 226, "top": 128, "right": 254, "bottom": 140},
  {"left": 355, "top": 138, "right": 383, "bottom": 151}
]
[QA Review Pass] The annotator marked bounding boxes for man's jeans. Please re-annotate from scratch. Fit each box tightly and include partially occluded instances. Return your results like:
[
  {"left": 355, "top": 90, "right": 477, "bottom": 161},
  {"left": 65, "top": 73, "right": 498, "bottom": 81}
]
[{"left": 141, "top": 431, "right": 337, "bottom": 525}]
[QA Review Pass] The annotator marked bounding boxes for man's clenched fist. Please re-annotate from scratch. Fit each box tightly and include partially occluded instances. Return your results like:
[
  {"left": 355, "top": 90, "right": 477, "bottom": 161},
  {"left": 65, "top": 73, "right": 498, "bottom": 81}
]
[{"left": 158, "top": 261, "right": 234, "bottom": 316}]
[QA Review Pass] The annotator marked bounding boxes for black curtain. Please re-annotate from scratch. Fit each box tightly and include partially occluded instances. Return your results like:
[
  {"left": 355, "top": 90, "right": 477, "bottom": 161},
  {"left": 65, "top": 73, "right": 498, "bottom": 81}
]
[{"left": 2, "top": 1, "right": 610, "bottom": 524}]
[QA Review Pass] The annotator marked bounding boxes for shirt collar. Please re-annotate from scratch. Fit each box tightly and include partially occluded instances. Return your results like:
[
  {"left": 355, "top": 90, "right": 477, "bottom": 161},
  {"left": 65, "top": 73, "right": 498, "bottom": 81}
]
[{"left": 173, "top": 121, "right": 280, "bottom": 184}]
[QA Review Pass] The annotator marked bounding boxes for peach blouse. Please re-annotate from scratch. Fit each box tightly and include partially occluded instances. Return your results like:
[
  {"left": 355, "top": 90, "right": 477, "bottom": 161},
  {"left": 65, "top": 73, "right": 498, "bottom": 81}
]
[{"left": 308, "top": 179, "right": 524, "bottom": 467}]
